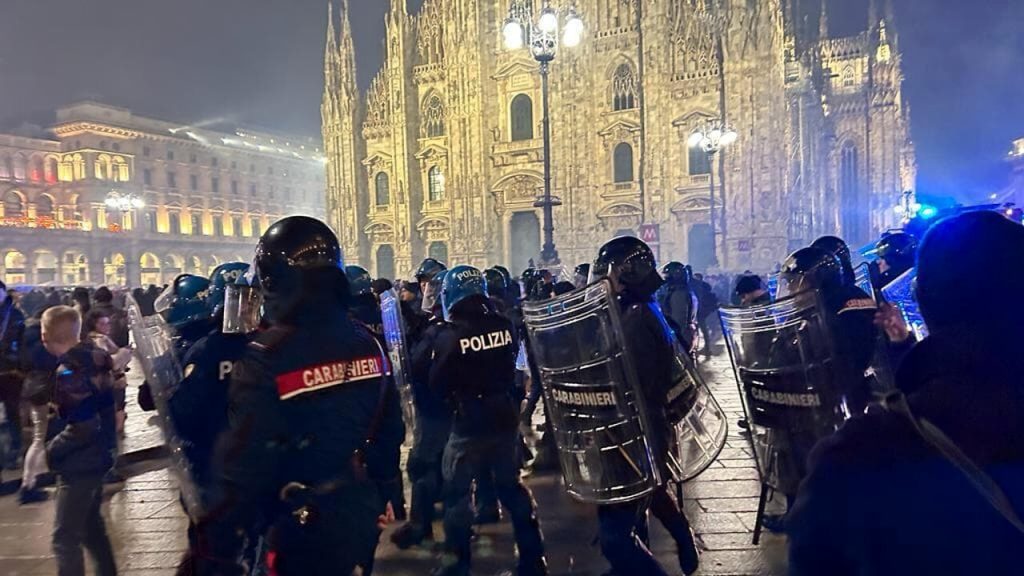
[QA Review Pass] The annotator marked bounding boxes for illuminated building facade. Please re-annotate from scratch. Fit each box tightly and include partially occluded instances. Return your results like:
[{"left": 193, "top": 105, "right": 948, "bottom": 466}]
[
  {"left": 1008, "top": 138, "right": 1024, "bottom": 210},
  {"left": 323, "top": 0, "right": 915, "bottom": 275},
  {"left": 0, "top": 102, "right": 325, "bottom": 286}
]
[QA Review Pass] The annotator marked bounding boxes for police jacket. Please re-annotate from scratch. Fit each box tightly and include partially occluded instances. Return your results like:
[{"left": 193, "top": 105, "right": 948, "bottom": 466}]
[
  {"left": 824, "top": 286, "right": 880, "bottom": 411},
  {"left": 0, "top": 298, "right": 26, "bottom": 377},
  {"left": 46, "top": 342, "right": 116, "bottom": 479},
  {"left": 409, "top": 316, "right": 453, "bottom": 420},
  {"left": 168, "top": 329, "right": 249, "bottom": 493},
  {"left": 657, "top": 281, "right": 697, "bottom": 347},
  {"left": 429, "top": 307, "right": 519, "bottom": 436},
  {"left": 788, "top": 329, "right": 1024, "bottom": 576},
  {"left": 196, "top": 306, "right": 398, "bottom": 575}
]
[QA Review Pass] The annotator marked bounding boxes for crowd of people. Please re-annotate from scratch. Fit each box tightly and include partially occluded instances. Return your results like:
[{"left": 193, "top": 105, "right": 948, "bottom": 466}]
[{"left": 0, "top": 207, "right": 1019, "bottom": 576}]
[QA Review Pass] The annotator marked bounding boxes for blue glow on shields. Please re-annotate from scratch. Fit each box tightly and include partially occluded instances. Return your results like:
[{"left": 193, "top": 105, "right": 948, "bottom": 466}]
[{"left": 918, "top": 205, "right": 939, "bottom": 219}]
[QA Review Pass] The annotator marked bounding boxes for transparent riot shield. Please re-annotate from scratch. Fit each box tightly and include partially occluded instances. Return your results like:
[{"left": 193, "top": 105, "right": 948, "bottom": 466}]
[
  {"left": 719, "top": 292, "right": 850, "bottom": 495},
  {"left": 853, "top": 264, "right": 897, "bottom": 395},
  {"left": 379, "top": 289, "right": 416, "bottom": 434},
  {"left": 523, "top": 280, "right": 661, "bottom": 504},
  {"left": 854, "top": 262, "right": 874, "bottom": 299},
  {"left": 126, "top": 294, "right": 201, "bottom": 518},
  {"left": 881, "top": 267, "right": 928, "bottom": 340},
  {"left": 663, "top": 349, "right": 729, "bottom": 482}
]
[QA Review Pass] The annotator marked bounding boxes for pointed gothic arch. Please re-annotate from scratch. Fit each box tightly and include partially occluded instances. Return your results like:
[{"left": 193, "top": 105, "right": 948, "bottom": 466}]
[
  {"left": 422, "top": 93, "right": 446, "bottom": 138},
  {"left": 611, "top": 62, "right": 638, "bottom": 111}
]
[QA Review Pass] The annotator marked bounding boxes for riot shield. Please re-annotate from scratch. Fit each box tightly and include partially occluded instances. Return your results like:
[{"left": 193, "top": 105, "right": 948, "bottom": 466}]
[
  {"left": 522, "top": 280, "right": 661, "bottom": 504},
  {"left": 663, "top": 349, "right": 729, "bottom": 483},
  {"left": 881, "top": 267, "right": 928, "bottom": 340},
  {"left": 126, "top": 295, "right": 201, "bottom": 518},
  {"left": 853, "top": 262, "right": 875, "bottom": 300},
  {"left": 853, "top": 264, "right": 897, "bottom": 395},
  {"left": 719, "top": 292, "right": 850, "bottom": 495},
  {"left": 379, "top": 289, "right": 416, "bottom": 434}
]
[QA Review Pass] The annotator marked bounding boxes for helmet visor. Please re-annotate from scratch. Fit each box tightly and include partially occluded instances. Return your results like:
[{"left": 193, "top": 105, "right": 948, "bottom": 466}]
[
  {"left": 222, "top": 284, "right": 263, "bottom": 334},
  {"left": 153, "top": 283, "right": 177, "bottom": 317}
]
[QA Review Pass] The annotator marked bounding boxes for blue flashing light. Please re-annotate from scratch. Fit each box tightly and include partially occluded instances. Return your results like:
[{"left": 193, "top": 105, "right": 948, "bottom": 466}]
[{"left": 918, "top": 205, "right": 939, "bottom": 219}]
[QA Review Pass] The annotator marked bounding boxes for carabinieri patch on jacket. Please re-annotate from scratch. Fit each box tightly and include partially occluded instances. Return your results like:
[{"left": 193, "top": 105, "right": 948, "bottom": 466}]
[{"left": 276, "top": 355, "right": 387, "bottom": 400}]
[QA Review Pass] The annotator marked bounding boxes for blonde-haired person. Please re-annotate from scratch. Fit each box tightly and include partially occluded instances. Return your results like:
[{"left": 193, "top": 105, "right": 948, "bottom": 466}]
[{"left": 41, "top": 305, "right": 118, "bottom": 576}]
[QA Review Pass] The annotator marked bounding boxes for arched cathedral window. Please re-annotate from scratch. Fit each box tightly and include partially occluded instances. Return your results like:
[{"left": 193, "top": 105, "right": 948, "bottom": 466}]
[
  {"left": 613, "top": 143, "right": 634, "bottom": 183},
  {"left": 612, "top": 63, "right": 637, "bottom": 111},
  {"left": 375, "top": 172, "right": 391, "bottom": 206},
  {"left": 423, "top": 96, "right": 445, "bottom": 138},
  {"left": 510, "top": 94, "right": 534, "bottom": 141}
]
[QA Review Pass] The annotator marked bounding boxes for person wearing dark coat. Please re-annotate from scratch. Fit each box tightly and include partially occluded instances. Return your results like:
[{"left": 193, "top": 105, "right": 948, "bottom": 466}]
[
  {"left": 0, "top": 281, "right": 27, "bottom": 468},
  {"left": 787, "top": 211, "right": 1024, "bottom": 576}
]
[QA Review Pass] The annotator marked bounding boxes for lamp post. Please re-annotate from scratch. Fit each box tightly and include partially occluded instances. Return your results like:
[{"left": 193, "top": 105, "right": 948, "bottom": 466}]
[
  {"left": 503, "top": 2, "right": 583, "bottom": 266},
  {"left": 104, "top": 191, "right": 145, "bottom": 231},
  {"left": 688, "top": 121, "right": 736, "bottom": 267}
]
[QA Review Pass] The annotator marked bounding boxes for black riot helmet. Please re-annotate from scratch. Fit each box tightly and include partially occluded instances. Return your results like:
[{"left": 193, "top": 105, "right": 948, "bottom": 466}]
[
  {"left": 254, "top": 216, "right": 347, "bottom": 319},
  {"left": 344, "top": 265, "right": 373, "bottom": 297},
  {"left": 661, "top": 261, "right": 691, "bottom": 285},
  {"left": 811, "top": 235, "right": 855, "bottom": 286},
  {"left": 592, "top": 236, "right": 663, "bottom": 300},
  {"left": 573, "top": 263, "right": 591, "bottom": 287},
  {"left": 441, "top": 265, "right": 489, "bottom": 321},
  {"left": 483, "top": 267, "right": 508, "bottom": 299},
  {"left": 421, "top": 269, "right": 448, "bottom": 314},
  {"left": 780, "top": 246, "right": 844, "bottom": 297},
  {"left": 415, "top": 258, "right": 447, "bottom": 283},
  {"left": 492, "top": 265, "right": 512, "bottom": 284},
  {"left": 875, "top": 232, "right": 918, "bottom": 277}
]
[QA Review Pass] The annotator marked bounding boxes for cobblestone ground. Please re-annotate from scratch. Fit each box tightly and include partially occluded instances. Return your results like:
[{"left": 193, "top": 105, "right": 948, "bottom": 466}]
[{"left": 0, "top": 353, "right": 788, "bottom": 575}]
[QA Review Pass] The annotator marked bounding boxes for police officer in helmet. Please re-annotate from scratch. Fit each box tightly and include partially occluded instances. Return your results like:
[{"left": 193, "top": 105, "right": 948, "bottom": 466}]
[
  {"left": 346, "top": 265, "right": 383, "bottom": 336},
  {"left": 875, "top": 232, "right": 918, "bottom": 286},
  {"left": 658, "top": 261, "right": 699, "bottom": 353},
  {"left": 591, "top": 237, "right": 700, "bottom": 576},
  {"left": 191, "top": 216, "right": 399, "bottom": 576},
  {"left": 429, "top": 265, "right": 547, "bottom": 576},
  {"left": 391, "top": 269, "right": 453, "bottom": 550},
  {"left": 573, "top": 263, "right": 591, "bottom": 289},
  {"left": 810, "top": 235, "right": 856, "bottom": 287},
  {"left": 168, "top": 263, "right": 254, "bottom": 558}
]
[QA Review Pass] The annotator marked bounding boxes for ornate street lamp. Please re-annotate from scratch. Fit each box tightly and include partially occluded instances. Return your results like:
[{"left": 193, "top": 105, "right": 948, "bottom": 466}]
[
  {"left": 503, "top": 3, "right": 584, "bottom": 265},
  {"left": 688, "top": 121, "right": 737, "bottom": 267}
]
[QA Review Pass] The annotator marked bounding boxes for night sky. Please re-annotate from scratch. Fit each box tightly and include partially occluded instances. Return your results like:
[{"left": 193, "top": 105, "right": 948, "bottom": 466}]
[{"left": 0, "top": 0, "right": 1020, "bottom": 202}]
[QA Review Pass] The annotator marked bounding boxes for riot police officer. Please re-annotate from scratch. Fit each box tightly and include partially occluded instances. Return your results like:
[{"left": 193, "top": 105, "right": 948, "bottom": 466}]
[
  {"left": 875, "top": 232, "right": 918, "bottom": 286},
  {"left": 168, "top": 263, "right": 252, "bottom": 555},
  {"left": 390, "top": 268, "right": 453, "bottom": 549},
  {"left": 345, "top": 264, "right": 407, "bottom": 526},
  {"left": 811, "top": 235, "right": 857, "bottom": 287},
  {"left": 658, "top": 261, "right": 699, "bottom": 352},
  {"left": 591, "top": 237, "right": 700, "bottom": 576},
  {"left": 192, "top": 216, "right": 400, "bottom": 576},
  {"left": 416, "top": 258, "right": 447, "bottom": 312},
  {"left": 429, "top": 266, "right": 547, "bottom": 576}
]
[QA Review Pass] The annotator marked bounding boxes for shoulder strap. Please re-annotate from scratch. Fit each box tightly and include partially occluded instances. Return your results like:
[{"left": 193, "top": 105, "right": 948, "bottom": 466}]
[{"left": 886, "top": 392, "right": 1024, "bottom": 534}]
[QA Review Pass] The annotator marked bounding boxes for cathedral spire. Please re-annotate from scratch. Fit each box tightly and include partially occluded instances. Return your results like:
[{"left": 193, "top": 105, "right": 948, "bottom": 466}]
[
  {"left": 324, "top": 3, "right": 340, "bottom": 89},
  {"left": 818, "top": 0, "right": 829, "bottom": 40},
  {"left": 337, "top": 0, "right": 358, "bottom": 101}
]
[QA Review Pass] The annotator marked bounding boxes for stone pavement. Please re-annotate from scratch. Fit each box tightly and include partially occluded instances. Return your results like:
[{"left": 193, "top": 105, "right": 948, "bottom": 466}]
[{"left": 0, "top": 353, "right": 788, "bottom": 575}]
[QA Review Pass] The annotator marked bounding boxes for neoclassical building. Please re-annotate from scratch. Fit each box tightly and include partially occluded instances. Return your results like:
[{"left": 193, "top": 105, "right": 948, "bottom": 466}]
[
  {"left": 0, "top": 101, "right": 325, "bottom": 287},
  {"left": 323, "top": 0, "right": 915, "bottom": 276}
]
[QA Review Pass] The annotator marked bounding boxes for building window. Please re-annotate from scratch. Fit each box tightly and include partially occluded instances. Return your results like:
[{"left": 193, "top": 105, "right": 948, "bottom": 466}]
[
  {"left": 428, "top": 166, "right": 445, "bottom": 202},
  {"left": 375, "top": 172, "right": 390, "bottom": 206},
  {"left": 612, "top": 63, "right": 638, "bottom": 111},
  {"left": 35, "top": 195, "right": 54, "bottom": 218},
  {"left": 842, "top": 66, "right": 855, "bottom": 87},
  {"left": 143, "top": 169, "right": 152, "bottom": 186},
  {"left": 169, "top": 212, "right": 181, "bottom": 234},
  {"left": 231, "top": 180, "right": 238, "bottom": 194},
  {"left": 510, "top": 94, "right": 534, "bottom": 141},
  {"left": 688, "top": 146, "right": 711, "bottom": 176},
  {"left": 112, "top": 143, "right": 121, "bottom": 152},
  {"left": 190, "top": 213, "right": 202, "bottom": 235},
  {"left": 250, "top": 217, "right": 261, "bottom": 237},
  {"left": 211, "top": 177, "right": 219, "bottom": 193},
  {"left": 613, "top": 143, "right": 634, "bottom": 183},
  {"left": 190, "top": 153, "right": 197, "bottom": 163},
  {"left": 143, "top": 146, "right": 151, "bottom": 157},
  {"left": 376, "top": 245, "right": 395, "bottom": 280},
  {"left": 3, "top": 191, "right": 24, "bottom": 218},
  {"left": 112, "top": 156, "right": 129, "bottom": 181},
  {"left": 428, "top": 241, "right": 448, "bottom": 264},
  {"left": 99, "top": 140, "right": 107, "bottom": 150},
  {"left": 167, "top": 171, "right": 177, "bottom": 188},
  {"left": 211, "top": 157, "right": 219, "bottom": 167},
  {"left": 233, "top": 216, "right": 243, "bottom": 237},
  {"left": 423, "top": 95, "right": 445, "bottom": 138},
  {"left": 145, "top": 210, "right": 157, "bottom": 233},
  {"left": 250, "top": 183, "right": 257, "bottom": 196},
  {"left": 95, "top": 155, "right": 110, "bottom": 180},
  {"left": 190, "top": 174, "right": 199, "bottom": 191},
  {"left": 167, "top": 149, "right": 175, "bottom": 161},
  {"left": 213, "top": 216, "right": 224, "bottom": 237}
]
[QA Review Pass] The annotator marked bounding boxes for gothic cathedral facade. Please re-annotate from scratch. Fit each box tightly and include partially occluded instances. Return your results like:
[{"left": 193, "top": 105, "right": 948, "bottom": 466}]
[{"left": 322, "top": 0, "right": 915, "bottom": 277}]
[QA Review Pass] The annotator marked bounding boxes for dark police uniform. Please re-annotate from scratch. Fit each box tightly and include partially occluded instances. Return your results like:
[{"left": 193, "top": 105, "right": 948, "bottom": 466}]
[{"left": 430, "top": 307, "right": 545, "bottom": 575}]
